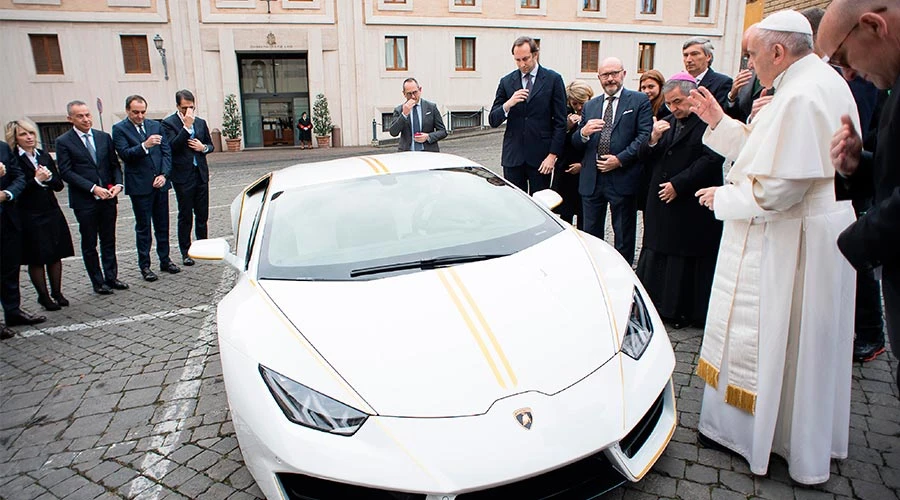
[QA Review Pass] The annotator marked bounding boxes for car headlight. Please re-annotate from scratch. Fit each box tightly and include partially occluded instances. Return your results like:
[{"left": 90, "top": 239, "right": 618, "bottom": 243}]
[
  {"left": 259, "top": 365, "right": 368, "bottom": 436},
  {"left": 620, "top": 287, "right": 654, "bottom": 360}
]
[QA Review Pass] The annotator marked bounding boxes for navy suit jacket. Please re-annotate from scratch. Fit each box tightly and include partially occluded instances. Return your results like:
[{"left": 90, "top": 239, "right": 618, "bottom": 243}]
[
  {"left": 0, "top": 142, "right": 26, "bottom": 223},
  {"left": 56, "top": 128, "right": 123, "bottom": 210},
  {"left": 162, "top": 113, "right": 214, "bottom": 186},
  {"left": 489, "top": 65, "right": 567, "bottom": 168},
  {"left": 572, "top": 89, "right": 653, "bottom": 197},
  {"left": 112, "top": 118, "right": 171, "bottom": 196},
  {"left": 388, "top": 99, "right": 447, "bottom": 152},
  {"left": 698, "top": 68, "right": 733, "bottom": 107}
]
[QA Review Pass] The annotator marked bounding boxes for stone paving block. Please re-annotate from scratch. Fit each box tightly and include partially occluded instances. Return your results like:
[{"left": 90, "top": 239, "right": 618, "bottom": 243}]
[
  {"left": 652, "top": 455, "right": 685, "bottom": 479},
  {"left": 664, "top": 441, "right": 698, "bottom": 462},
  {"left": 754, "top": 476, "right": 795, "bottom": 499},
  {"left": 176, "top": 472, "right": 214, "bottom": 498},
  {"left": 201, "top": 481, "right": 239, "bottom": 500},
  {"left": 634, "top": 473, "right": 676, "bottom": 497},
  {"left": 62, "top": 415, "right": 112, "bottom": 440},
  {"left": 48, "top": 474, "right": 91, "bottom": 498},
  {"left": 206, "top": 458, "right": 242, "bottom": 482},
  {"left": 817, "top": 474, "right": 853, "bottom": 497},
  {"left": 63, "top": 481, "right": 107, "bottom": 500},
  {"left": 100, "top": 466, "right": 139, "bottom": 489},
  {"left": 719, "top": 469, "right": 754, "bottom": 494},
  {"left": 226, "top": 491, "right": 265, "bottom": 500},
  {"left": 107, "top": 407, "right": 155, "bottom": 431},
  {"left": 850, "top": 478, "right": 900, "bottom": 500},
  {"left": 14, "top": 420, "right": 68, "bottom": 448},
  {"left": 226, "top": 467, "right": 256, "bottom": 490},
  {"left": 124, "top": 372, "right": 167, "bottom": 391},
  {"left": 187, "top": 449, "right": 223, "bottom": 473},
  {"left": 685, "top": 463, "right": 718, "bottom": 484},
  {"left": 676, "top": 480, "right": 711, "bottom": 500},
  {"left": 838, "top": 459, "right": 882, "bottom": 483},
  {"left": 119, "top": 387, "right": 162, "bottom": 409},
  {"left": 159, "top": 465, "right": 198, "bottom": 489}
]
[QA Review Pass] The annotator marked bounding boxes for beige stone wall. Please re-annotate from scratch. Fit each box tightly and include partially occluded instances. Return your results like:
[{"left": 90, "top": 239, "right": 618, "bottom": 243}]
[
  {"left": 0, "top": 0, "right": 159, "bottom": 12},
  {"left": 763, "top": 0, "right": 830, "bottom": 15}
]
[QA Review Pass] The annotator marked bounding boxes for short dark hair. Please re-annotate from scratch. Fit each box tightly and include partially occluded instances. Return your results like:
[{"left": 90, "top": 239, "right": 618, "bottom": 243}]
[
  {"left": 401, "top": 77, "right": 419, "bottom": 89},
  {"left": 175, "top": 89, "right": 195, "bottom": 106},
  {"left": 66, "top": 100, "right": 87, "bottom": 116},
  {"left": 801, "top": 7, "right": 825, "bottom": 38},
  {"left": 511, "top": 36, "right": 539, "bottom": 55},
  {"left": 125, "top": 95, "right": 147, "bottom": 110}
]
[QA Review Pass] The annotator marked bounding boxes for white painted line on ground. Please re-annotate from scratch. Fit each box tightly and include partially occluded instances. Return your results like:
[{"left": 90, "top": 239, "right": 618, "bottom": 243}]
[
  {"left": 125, "top": 267, "right": 235, "bottom": 499},
  {"left": 17, "top": 305, "right": 212, "bottom": 338}
]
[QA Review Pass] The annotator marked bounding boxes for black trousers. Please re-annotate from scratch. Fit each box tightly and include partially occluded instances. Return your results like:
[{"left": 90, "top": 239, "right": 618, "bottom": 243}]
[
  {"left": 74, "top": 201, "right": 118, "bottom": 288},
  {"left": 129, "top": 189, "right": 171, "bottom": 270},
  {"left": 503, "top": 164, "right": 550, "bottom": 195},
  {"left": 173, "top": 180, "right": 209, "bottom": 257},
  {"left": 582, "top": 184, "right": 637, "bottom": 266},
  {"left": 0, "top": 211, "right": 22, "bottom": 318}
]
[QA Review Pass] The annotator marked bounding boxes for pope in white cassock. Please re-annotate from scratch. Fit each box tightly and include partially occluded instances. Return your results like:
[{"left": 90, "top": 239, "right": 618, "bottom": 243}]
[{"left": 689, "top": 10, "right": 859, "bottom": 485}]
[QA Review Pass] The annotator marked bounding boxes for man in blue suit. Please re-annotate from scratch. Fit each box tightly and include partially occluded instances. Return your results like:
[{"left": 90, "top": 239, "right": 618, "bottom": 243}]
[
  {"left": 112, "top": 95, "right": 180, "bottom": 282},
  {"left": 162, "top": 89, "right": 214, "bottom": 266},
  {"left": 489, "top": 36, "right": 567, "bottom": 194},
  {"left": 683, "top": 37, "right": 734, "bottom": 107},
  {"left": 572, "top": 57, "right": 653, "bottom": 265},
  {"left": 57, "top": 100, "right": 128, "bottom": 295}
]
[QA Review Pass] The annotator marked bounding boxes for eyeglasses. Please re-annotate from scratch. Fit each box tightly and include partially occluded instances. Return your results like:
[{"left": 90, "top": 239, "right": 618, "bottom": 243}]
[
  {"left": 824, "top": 22, "right": 859, "bottom": 69},
  {"left": 598, "top": 69, "right": 624, "bottom": 79},
  {"left": 403, "top": 89, "right": 421, "bottom": 98}
]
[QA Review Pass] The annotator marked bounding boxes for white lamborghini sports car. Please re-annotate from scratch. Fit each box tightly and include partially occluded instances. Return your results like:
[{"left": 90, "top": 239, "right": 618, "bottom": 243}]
[{"left": 190, "top": 152, "right": 677, "bottom": 500}]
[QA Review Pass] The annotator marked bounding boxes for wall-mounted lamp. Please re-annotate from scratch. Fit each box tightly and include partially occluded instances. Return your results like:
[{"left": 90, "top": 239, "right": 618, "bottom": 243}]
[{"left": 153, "top": 34, "right": 169, "bottom": 81}]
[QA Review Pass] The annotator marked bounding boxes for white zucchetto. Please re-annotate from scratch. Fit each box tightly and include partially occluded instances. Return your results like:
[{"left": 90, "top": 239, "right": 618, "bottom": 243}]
[{"left": 758, "top": 10, "right": 814, "bottom": 35}]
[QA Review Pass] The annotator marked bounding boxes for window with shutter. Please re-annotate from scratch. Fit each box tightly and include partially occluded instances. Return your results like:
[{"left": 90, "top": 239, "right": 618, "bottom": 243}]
[
  {"left": 29, "top": 34, "right": 64, "bottom": 75},
  {"left": 121, "top": 35, "right": 152, "bottom": 74},
  {"left": 581, "top": 41, "right": 599, "bottom": 72}
]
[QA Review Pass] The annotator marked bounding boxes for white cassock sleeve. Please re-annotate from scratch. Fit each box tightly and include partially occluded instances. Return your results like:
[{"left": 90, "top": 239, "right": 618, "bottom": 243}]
[
  {"left": 714, "top": 176, "right": 816, "bottom": 220},
  {"left": 703, "top": 115, "right": 753, "bottom": 163}
]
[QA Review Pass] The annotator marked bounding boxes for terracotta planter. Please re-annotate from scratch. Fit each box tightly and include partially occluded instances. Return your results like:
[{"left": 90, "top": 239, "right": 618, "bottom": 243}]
[
  {"left": 224, "top": 138, "right": 242, "bottom": 152},
  {"left": 316, "top": 135, "right": 331, "bottom": 148}
]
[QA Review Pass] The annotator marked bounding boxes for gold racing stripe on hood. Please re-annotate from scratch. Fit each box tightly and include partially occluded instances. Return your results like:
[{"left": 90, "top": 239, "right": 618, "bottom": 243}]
[
  {"left": 359, "top": 156, "right": 389, "bottom": 175},
  {"left": 437, "top": 268, "right": 517, "bottom": 389}
]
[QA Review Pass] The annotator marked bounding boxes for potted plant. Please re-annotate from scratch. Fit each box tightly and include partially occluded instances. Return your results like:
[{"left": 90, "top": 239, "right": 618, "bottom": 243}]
[
  {"left": 222, "top": 93, "right": 243, "bottom": 152},
  {"left": 312, "top": 92, "right": 333, "bottom": 148}
]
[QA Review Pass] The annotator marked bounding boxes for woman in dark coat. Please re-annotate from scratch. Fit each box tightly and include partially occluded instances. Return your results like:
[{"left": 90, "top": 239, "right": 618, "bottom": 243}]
[
  {"left": 297, "top": 112, "right": 313, "bottom": 149},
  {"left": 551, "top": 80, "right": 594, "bottom": 229},
  {"left": 636, "top": 76, "right": 724, "bottom": 329},
  {"left": 6, "top": 119, "right": 74, "bottom": 311},
  {"left": 639, "top": 69, "right": 671, "bottom": 120}
]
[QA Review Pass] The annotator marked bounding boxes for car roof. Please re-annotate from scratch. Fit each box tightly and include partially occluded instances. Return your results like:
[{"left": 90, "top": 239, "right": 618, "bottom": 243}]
[{"left": 270, "top": 152, "right": 485, "bottom": 191}]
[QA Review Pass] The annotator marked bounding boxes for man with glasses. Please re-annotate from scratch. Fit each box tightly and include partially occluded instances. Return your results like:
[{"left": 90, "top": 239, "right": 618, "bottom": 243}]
[
  {"left": 389, "top": 78, "right": 446, "bottom": 152},
  {"left": 489, "top": 36, "right": 567, "bottom": 194},
  {"left": 689, "top": 10, "right": 858, "bottom": 485},
  {"left": 821, "top": 1, "right": 900, "bottom": 389},
  {"left": 571, "top": 57, "right": 652, "bottom": 265}
]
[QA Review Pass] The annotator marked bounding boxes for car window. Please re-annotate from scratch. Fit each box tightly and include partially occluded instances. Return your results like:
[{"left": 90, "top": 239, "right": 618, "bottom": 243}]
[
  {"left": 233, "top": 175, "right": 271, "bottom": 270},
  {"left": 257, "top": 167, "right": 563, "bottom": 280}
]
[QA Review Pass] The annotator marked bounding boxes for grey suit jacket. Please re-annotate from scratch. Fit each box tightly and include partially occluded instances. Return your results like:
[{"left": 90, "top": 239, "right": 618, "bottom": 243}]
[{"left": 389, "top": 99, "right": 447, "bottom": 152}]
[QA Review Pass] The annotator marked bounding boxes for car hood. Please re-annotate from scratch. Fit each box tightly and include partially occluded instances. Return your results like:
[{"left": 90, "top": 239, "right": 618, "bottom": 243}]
[{"left": 258, "top": 231, "right": 622, "bottom": 418}]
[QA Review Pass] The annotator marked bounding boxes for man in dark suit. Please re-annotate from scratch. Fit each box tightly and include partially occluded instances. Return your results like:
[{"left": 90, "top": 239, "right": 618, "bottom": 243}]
[
  {"left": 572, "top": 57, "right": 653, "bottom": 265},
  {"left": 683, "top": 37, "right": 733, "bottom": 107},
  {"left": 389, "top": 78, "right": 447, "bottom": 152},
  {"left": 112, "top": 95, "right": 179, "bottom": 282},
  {"left": 725, "top": 25, "right": 766, "bottom": 123},
  {"left": 489, "top": 36, "right": 567, "bottom": 194},
  {"left": 821, "top": 0, "right": 900, "bottom": 387},
  {"left": 637, "top": 74, "right": 724, "bottom": 329},
  {"left": 57, "top": 100, "right": 128, "bottom": 295},
  {"left": 1, "top": 141, "right": 46, "bottom": 338},
  {"left": 162, "top": 89, "right": 214, "bottom": 266}
]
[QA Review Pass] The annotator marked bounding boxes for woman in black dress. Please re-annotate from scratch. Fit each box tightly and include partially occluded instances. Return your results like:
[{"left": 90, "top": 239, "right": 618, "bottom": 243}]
[
  {"left": 297, "top": 112, "right": 313, "bottom": 149},
  {"left": 551, "top": 80, "right": 594, "bottom": 229},
  {"left": 6, "top": 120, "right": 74, "bottom": 311}
]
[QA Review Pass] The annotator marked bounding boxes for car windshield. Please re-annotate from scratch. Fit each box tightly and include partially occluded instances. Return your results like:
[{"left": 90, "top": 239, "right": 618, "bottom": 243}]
[{"left": 257, "top": 166, "right": 564, "bottom": 280}]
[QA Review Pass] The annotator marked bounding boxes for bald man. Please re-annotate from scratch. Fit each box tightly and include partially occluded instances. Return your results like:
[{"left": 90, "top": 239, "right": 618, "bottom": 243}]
[{"left": 821, "top": 1, "right": 900, "bottom": 387}]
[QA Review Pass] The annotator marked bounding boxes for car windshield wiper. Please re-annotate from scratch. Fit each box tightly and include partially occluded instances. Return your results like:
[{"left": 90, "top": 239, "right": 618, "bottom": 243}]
[{"left": 350, "top": 254, "right": 508, "bottom": 278}]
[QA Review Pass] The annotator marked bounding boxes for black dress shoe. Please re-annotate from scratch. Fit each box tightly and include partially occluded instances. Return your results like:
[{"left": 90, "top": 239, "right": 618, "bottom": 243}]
[
  {"left": 1, "top": 325, "right": 14, "bottom": 340},
  {"left": 93, "top": 284, "right": 114, "bottom": 295},
  {"left": 182, "top": 256, "right": 195, "bottom": 266},
  {"left": 6, "top": 311, "right": 47, "bottom": 326},
  {"left": 141, "top": 267, "right": 159, "bottom": 282},
  {"left": 853, "top": 340, "right": 886, "bottom": 362},
  {"left": 37, "top": 295, "right": 61, "bottom": 311},
  {"left": 51, "top": 293, "right": 69, "bottom": 307},
  {"left": 105, "top": 279, "right": 129, "bottom": 290},
  {"left": 697, "top": 432, "right": 734, "bottom": 455},
  {"left": 160, "top": 262, "right": 181, "bottom": 274}
]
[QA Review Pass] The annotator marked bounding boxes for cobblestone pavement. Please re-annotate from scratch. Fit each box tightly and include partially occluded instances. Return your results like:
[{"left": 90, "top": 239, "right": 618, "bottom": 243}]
[{"left": 1, "top": 132, "right": 898, "bottom": 500}]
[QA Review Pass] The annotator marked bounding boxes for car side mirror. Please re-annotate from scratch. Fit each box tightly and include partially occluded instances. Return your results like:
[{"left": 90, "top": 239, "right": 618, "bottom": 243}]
[
  {"left": 532, "top": 189, "right": 563, "bottom": 210},
  {"left": 188, "top": 238, "right": 241, "bottom": 270}
]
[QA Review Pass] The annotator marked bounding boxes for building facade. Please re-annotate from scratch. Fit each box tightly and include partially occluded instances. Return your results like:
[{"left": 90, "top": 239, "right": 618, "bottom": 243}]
[{"left": 0, "top": 0, "right": 747, "bottom": 149}]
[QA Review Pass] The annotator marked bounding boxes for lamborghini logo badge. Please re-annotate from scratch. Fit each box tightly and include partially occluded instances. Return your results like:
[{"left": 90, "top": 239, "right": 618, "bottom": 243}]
[{"left": 514, "top": 408, "right": 533, "bottom": 430}]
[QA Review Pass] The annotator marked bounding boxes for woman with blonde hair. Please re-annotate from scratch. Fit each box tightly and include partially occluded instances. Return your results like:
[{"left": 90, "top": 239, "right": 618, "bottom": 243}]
[
  {"left": 552, "top": 79, "right": 595, "bottom": 228},
  {"left": 639, "top": 70, "right": 670, "bottom": 120},
  {"left": 6, "top": 120, "right": 74, "bottom": 310}
]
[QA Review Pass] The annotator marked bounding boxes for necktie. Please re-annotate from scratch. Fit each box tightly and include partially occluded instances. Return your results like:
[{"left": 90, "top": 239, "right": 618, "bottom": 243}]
[
  {"left": 597, "top": 96, "right": 616, "bottom": 157},
  {"left": 411, "top": 104, "right": 423, "bottom": 152},
  {"left": 83, "top": 133, "right": 98, "bottom": 164},
  {"left": 524, "top": 73, "right": 533, "bottom": 100},
  {"left": 138, "top": 125, "right": 146, "bottom": 140}
]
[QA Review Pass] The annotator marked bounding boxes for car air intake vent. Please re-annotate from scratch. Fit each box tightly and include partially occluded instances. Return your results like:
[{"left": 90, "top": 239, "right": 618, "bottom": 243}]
[
  {"left": 619, "top": 390, "right": 665, "bottom": 459},
  {"left": 277, "top": 473, "right": 425, "bottom": 500}
]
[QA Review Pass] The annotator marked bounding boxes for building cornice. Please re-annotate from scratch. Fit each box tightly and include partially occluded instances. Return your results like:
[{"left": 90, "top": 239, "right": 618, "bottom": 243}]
[{"left": 0, "top": 0, "right": 167, "bottom": 23}]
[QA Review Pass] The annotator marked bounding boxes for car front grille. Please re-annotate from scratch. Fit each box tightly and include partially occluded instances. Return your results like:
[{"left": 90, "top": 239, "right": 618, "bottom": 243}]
[
  {"left": 456, "top": 452, "right": 625, "bottom": 500},
  {"left": 619, "top": 389, "right": 666, "bottom": 459}
]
